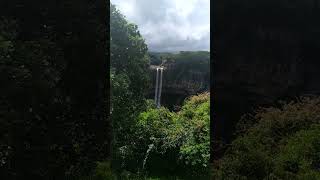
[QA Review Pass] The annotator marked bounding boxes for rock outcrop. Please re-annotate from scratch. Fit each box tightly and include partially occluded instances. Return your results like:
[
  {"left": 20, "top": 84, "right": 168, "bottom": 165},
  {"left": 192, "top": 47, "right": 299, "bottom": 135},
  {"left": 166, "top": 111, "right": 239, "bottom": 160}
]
[{"left": 147, "top": 51, "right": 210, "bottom": 110}]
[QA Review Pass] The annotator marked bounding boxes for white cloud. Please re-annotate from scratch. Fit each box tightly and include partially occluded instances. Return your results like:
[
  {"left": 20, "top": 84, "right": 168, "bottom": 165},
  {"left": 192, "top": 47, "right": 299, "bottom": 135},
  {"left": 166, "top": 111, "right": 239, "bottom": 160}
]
[{"left": 111, "top": 0, "right": 210, "bottom": 52}]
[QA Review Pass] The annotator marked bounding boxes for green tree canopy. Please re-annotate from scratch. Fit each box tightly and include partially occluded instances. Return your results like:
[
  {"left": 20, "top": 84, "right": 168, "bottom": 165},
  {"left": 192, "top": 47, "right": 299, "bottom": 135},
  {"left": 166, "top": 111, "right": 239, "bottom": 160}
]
[{"left": 110, "top": 4, "right": 150, "bottom": 172}]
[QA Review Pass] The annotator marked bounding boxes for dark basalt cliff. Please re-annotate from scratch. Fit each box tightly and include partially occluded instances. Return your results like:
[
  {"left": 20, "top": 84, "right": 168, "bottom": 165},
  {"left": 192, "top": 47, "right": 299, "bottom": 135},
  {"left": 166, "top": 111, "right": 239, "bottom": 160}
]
[
  {"left": 212, "top": 0, "right": 320, "bottom": 158},
  {"left": 147, "top": 51, "right": 210, "bottom": 110}
]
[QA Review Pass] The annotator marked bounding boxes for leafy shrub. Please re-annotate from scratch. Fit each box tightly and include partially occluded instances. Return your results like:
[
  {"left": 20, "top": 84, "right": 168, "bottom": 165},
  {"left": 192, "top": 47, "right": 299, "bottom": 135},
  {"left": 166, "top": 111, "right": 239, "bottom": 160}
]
[
  {"left": 213, "top": 96, "right": 320, "bottom": 179},
  {"left": 178, "top": 92, "right": 210, "bottom": 169},
  {"left": 131, "top": 93, "right": 210, "bottom": 178},
  {"left": 273, "top": 125, "right": 320, "bottom": 179}
]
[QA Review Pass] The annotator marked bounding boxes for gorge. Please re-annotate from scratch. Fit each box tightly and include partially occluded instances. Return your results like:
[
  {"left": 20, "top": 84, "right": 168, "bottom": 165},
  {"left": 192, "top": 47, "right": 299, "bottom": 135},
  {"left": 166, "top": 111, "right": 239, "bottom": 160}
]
[{"left": 147, "top": 51, "right": 210, "bottom": 111}]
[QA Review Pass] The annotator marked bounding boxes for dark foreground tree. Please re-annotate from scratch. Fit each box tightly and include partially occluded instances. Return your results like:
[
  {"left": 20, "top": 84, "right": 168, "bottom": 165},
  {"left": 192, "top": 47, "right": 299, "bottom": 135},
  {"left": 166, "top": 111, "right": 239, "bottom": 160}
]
[
  {"left": 0, "top": 1, "right": 109, "bottom": 179},
  {"left": 212, "top": 96, "right": 320, "bottom": 179}
]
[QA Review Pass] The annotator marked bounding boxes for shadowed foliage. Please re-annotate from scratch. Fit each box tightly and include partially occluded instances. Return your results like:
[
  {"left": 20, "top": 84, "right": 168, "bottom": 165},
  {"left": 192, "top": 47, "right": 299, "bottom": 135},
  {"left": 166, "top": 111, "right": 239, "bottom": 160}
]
[{"left": 0, "top": 1, "right": 109, "bottom": 179}]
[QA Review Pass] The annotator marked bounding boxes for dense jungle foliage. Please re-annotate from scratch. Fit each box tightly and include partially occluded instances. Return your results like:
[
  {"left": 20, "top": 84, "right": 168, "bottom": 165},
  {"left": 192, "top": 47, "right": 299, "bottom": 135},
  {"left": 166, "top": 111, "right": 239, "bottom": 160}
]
[
  {"left": 109, "top": 4, "right": 210, "bottom": 179},
  {"left": 212, "top": 96, "right": 320, "bottom": 179},
  {"left": 88, "top": 92, "right": 210, "bottom": 180},
  {"left": 0, "top": 1, "right": 210, "bottom": 179}
]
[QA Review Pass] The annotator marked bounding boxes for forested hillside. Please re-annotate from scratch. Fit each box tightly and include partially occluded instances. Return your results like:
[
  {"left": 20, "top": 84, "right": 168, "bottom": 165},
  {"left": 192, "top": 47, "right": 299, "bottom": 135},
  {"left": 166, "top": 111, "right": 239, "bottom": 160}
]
[
  {"left": 0, "top": 1, "right": 210, "bottom": 179},
  {"left": 109, "top": 4, "right": 210, "bottom": 179},
  {"left": 148, "top": 51, "right": 210, "bottom": 110}
]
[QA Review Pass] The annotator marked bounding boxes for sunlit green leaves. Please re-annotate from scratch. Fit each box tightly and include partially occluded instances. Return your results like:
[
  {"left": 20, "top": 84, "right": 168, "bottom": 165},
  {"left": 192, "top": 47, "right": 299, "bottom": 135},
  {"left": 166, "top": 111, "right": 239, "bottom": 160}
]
[
  {"left": 133, "top": 93, "right": 210, "bottom": 177},
  {"left": 110, "top": 4, "right": 151, "bottom": 173}
]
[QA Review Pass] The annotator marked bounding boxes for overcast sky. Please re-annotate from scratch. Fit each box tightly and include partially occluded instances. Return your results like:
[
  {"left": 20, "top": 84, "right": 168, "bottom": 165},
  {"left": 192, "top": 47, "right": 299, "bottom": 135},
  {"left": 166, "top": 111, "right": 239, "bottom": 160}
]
[{"left": 111, "top": 0, "right": 210, "bottom": 52}]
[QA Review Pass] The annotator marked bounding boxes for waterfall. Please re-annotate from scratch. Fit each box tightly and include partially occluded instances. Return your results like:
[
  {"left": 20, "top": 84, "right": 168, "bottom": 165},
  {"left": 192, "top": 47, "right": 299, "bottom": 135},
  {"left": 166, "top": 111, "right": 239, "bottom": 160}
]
[
  {"left": 154, "top": 68, "right": 159, "bottom": 105},
  {"left": 157, "top": 68, "right": 163, "bottom": 108},
  {"left": 142, "top": 144, "right": 154, "bottom": 170},
  {"left": 154, "top": 67, "right": 164, "bottom": 108}
]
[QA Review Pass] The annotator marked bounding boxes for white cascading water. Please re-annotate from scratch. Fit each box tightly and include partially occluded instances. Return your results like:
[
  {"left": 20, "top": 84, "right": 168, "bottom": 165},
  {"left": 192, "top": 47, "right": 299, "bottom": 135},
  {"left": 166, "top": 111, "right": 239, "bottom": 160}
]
[
  {"left": 144, "top": 68, "right": 163, "bottom": 168},
  {"left": 157, "top": 68, "right": 163, "bottom": 108},
  {"left": 154, "top": 68, "right": 159, "bottom": 105},
  {"left": 154, "top": 67, "right": 164, "bottom": 108}
]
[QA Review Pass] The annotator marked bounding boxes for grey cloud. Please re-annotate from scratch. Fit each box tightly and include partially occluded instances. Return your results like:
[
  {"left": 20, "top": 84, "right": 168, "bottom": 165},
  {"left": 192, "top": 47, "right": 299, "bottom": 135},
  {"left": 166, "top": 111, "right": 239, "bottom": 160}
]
[
  {"left": 111, "top": 0, "right": 210, "bottom": 52},
  {"left": 148, "top": 31, "right": 210, "bottom": 52}
]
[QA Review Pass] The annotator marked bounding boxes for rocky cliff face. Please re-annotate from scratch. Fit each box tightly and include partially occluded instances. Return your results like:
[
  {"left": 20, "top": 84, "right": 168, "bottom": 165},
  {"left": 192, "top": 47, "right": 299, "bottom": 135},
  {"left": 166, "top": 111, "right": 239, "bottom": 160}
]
[
  {"left": 212, "top": 0, "right": 320, "bottom": 158},
  {"left": 147, "top": 51, "right": 210, "bottom": 110}
]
